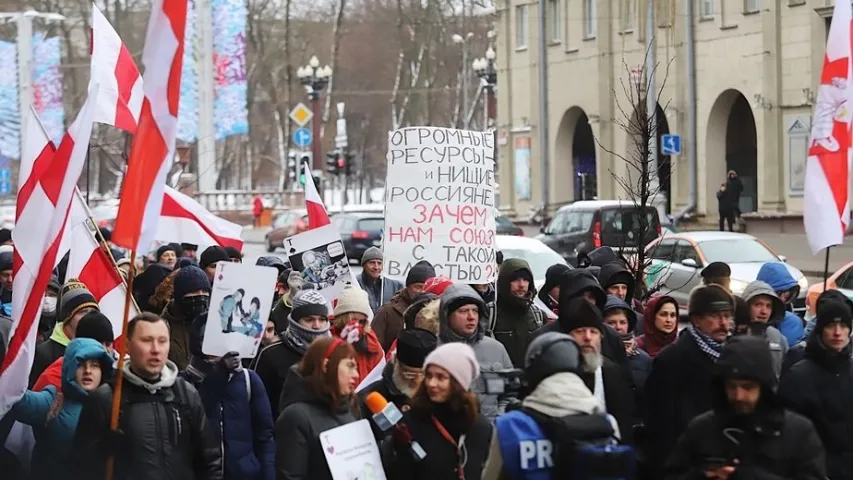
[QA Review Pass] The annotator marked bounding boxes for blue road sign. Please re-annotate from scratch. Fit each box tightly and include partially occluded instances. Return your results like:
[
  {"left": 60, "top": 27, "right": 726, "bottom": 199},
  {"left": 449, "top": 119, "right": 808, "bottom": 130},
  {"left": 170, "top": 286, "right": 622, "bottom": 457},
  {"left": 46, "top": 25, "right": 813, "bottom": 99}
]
[
  {"left": 661, "top": 134, "right": 681, "bottom": 156},
  {"left": 293, "top": 127, "right": 312, "bottom": 147},
  {"left": 0, "top": 168, "right": 11, "bottom": 196}
]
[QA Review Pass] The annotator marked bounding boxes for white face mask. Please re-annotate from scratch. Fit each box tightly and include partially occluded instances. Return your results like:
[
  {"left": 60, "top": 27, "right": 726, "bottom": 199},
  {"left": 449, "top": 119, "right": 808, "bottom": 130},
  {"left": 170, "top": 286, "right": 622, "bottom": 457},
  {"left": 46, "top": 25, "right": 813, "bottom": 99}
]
[{"left": 42, "top": 296, "right": 57, "bottom": 314}]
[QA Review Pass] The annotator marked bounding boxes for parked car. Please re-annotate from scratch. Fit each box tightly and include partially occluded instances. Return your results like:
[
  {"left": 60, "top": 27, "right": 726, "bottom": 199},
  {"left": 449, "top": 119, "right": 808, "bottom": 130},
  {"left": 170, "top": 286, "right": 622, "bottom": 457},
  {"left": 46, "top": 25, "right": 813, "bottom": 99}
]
[
  {"left": 332, "top": 212, "right": 384, "bottom": 262},
  {"left": 496, "top": 214, "right": 524, "bottom": 236},
  {"left": 496, "top": 235, "right": 569, "bottom": 287},
  {"left": 805, "top": 261, "right": 853, "bottom": 318},
  {"left": 645, "top": 231, "right": 808, "bottom": 315},
  {"left": 265, "top": 209, "right": 309, "bottom": 252},
  {"left": 536, "top": 200, "right": 661, "bottom": 266}
]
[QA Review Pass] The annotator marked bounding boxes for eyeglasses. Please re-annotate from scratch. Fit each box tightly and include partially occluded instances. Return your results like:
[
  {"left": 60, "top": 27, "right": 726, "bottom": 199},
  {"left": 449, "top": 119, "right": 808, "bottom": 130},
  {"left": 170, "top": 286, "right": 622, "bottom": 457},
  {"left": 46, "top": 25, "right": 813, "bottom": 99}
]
[{"left": 399, "top": 369, "right": 424, "bottom": 380}]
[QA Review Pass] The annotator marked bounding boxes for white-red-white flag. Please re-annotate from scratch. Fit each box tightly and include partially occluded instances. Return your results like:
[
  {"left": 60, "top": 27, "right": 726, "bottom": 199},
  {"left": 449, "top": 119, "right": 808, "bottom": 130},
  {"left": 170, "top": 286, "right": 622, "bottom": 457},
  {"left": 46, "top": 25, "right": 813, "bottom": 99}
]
[
  {"left": 90, "top": 3, "right": 143, "bottom": 133},
  {"left": 112, "top": 0, "right": 187, "bottom": 252},
  {"left": 304, "top": 162, "right": 331, "bottom": 229},
  {"left": 1, "top": 92, "right": 98, "bottom": 416},
  {"left": 67, "top": 190, "right": 139, "bottom": 338},
  {"left": 156, "top": 186, "right": 244, "bottom": 249},
  {"left": 804, "top": 0, "right": 853, "bottom": 254}
]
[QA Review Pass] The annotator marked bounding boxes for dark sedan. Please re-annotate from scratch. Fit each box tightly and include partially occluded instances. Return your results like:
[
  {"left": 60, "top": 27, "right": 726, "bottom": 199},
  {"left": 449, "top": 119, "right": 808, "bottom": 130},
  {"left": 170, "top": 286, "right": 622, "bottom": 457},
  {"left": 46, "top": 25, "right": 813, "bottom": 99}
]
[
  {"left": 496, "top": 214, "right": 524, "bottom": 236},
  {"left": 332, "top": 212, "right": 385, "bottom": 263}
]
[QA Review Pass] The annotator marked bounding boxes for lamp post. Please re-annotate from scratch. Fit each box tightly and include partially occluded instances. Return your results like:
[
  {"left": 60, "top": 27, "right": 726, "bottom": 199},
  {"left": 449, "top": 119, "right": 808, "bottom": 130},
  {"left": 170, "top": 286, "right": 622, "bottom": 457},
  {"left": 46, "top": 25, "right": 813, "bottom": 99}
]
[
  {"left": 296, "top": 56, "right": 332, "bottom": 171},
  {"left": 0, "top": 9, "right": 65, "bottom": 154},
  {"left": 452, "top": 32, "right": 474, "bottom": 129},
  {"left": 473, "top": 46, "right": 497, "bottom": 130}
]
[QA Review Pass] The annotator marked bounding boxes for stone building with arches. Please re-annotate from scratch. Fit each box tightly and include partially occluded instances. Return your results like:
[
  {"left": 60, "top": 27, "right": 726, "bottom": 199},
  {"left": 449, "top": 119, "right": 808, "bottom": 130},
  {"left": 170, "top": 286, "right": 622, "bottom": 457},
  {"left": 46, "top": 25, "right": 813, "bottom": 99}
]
[{"left": 494, "top": 0, "right": 838, "bottom": 221}]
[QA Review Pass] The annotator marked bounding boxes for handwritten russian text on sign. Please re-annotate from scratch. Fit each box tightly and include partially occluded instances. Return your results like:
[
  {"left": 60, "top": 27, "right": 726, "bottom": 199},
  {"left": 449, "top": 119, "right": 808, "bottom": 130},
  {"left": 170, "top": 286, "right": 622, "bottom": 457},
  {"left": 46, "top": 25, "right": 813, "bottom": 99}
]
[
  {"left": 321, "top": 419, "right": 387, "bottom": 480},
  {"left": 384, "top": 127, "right": 497, "bottom": 283}
]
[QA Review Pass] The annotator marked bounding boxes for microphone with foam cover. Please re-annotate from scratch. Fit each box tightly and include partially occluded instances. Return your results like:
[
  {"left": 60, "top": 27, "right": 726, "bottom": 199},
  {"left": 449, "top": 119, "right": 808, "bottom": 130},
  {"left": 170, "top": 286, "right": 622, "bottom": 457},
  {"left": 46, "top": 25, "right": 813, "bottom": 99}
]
[{"left": 364, "top": 391, "right": 427, "bottom": 461}]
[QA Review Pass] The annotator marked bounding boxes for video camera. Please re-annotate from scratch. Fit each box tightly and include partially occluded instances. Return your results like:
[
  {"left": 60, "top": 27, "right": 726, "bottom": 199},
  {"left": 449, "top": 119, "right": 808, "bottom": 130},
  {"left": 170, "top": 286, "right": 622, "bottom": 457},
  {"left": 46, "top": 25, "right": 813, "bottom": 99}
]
[{"left": 482, "top": 368, "right": 526, "bottom": 402}]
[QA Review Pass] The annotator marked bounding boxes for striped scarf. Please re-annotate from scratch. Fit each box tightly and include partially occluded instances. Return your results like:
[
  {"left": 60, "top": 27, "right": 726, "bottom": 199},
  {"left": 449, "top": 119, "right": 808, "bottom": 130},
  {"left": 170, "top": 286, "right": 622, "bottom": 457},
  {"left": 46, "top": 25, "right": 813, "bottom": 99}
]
[{"left": 686, "top": 324, "right": 725, "bottom": 360}]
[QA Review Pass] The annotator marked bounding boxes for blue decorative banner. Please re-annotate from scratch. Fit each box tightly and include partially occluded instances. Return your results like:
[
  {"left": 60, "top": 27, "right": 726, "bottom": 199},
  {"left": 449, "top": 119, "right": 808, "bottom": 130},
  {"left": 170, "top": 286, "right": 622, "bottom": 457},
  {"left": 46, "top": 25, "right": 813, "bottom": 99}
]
[
  {"left": 212, "top": 0, "right": 248, "bottom": 140},
  {"left": 177, "top": 0, "right": 199, "bottom": 143},
  {"left": 0, "top": 41, "right": 18, "bottom": 159},
  {"left": 32, "top": 33, "right": 63, "bottom": 144}
]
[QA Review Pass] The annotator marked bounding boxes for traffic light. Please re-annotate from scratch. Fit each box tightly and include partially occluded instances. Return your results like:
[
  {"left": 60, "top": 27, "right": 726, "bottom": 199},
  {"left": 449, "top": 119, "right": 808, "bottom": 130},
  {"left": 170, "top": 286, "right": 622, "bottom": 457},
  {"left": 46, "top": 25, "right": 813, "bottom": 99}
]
[
  {"left": 287, "top": 152, "right": 297, "bottom": 183},
  {"left": 325, "top": 151, "right": 339, "bottom": 175},
  {"left": 344, "top": 152, "right": 355, "bottom": 177},
  {"left": 298, "top": 154, "right": 312, "bottom": 185}
]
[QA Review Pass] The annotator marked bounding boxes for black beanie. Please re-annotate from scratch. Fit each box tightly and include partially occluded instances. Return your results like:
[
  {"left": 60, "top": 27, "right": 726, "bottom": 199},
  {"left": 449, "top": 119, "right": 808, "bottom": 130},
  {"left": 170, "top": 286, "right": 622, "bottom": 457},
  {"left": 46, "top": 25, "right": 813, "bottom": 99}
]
[
  {"left": 200, "top": 246, "right": 230, "bottom": 270},
  {"left": 558, "top": 297, "right": 604, "bottom": 333},
  {"left": 815, "top": 299, "right": 853, "bottom": 333},
  {"left": 688, "top": 284, "right": 734, "bottom": 318},
  {"left": 177, "top": 257, "right": 198, "bottom": 269},
  {"left": 406, "top": 261, "right": 436, "bottom": 287},
  {"left": 0, "top": 250, "right": 12, "bottom": 272},
  {"left": 224, "top": 246, "right": 242, "bottom": 261},
  {"left": 396, "top": 328, "right": 438, "bottom": 368},
  {"left": 75, "top": 311, "right": 114, "bottom": 344},
  {"left": 156, "top": 244, "right": 177, "bottom": 262},
  {"left": 173, "top": 266, "right": 212, "bottom": 300},
  {"left": 0, "top": 228, "right": 12, "bottom": 245}
]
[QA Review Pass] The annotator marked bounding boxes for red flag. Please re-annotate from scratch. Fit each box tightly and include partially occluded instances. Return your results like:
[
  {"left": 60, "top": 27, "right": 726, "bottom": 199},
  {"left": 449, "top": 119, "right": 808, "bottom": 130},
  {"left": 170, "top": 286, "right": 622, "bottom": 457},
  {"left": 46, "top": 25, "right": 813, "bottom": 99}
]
[{"left": 303, "top": 162, "right": 331, "bottom": 229}]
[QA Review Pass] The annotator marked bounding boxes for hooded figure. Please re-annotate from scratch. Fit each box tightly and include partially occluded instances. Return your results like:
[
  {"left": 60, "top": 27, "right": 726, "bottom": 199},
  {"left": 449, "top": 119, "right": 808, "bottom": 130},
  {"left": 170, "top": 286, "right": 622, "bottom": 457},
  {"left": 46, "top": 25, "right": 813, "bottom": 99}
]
[
  {"left": 162, "top": 266, "right": 212, "bottom": 370},
  {"left": 602, "top": 295, "right": 651, "bottom": 392},
  {"left": 779, "top": 298, "right": 853, "bottom": 479},
  {"left": 133, "top": 263, "right": 173, "bottom": 313},
  {"left": 9, "top": 338, "right": 113, "bottom": 480},
  {"left": 598, "top": 261, "right": 646, "bottom": 333},
  {"left": 636, "top": 296, "right": 679, "bottom": 358},
  {"left": 537, "top": 263, "right": 571, "bottom": 314},
  {"left": 740, "top": 281, "right": 789, "bottom": 378},
  {"left": 491, "top": 258, "right": 546, "bottom": 368},
  {"left": 577, "top": 246, "right": 619, "bottom": 268},
  {"left": 531, "top": 269, "right": 628, "bottom": 366},
  {"left": 784, "top": 290, "right": 853, "bottom": 373},
  {"left": 756, "top": 262, "right": 805, "bottom": 346},
  {"left": 665, "top": 336, "right": 826, "bottom": 479},
  {"left": 438, "top": 283, "right": 514, "bottom": 420}
]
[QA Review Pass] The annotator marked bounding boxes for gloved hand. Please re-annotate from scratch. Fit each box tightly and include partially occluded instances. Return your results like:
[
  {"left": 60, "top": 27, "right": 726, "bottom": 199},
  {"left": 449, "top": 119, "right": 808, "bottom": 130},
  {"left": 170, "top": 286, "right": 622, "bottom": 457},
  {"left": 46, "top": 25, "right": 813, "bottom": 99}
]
[{"left": 218, "top": 351, "right": 241, "bottom": 372}]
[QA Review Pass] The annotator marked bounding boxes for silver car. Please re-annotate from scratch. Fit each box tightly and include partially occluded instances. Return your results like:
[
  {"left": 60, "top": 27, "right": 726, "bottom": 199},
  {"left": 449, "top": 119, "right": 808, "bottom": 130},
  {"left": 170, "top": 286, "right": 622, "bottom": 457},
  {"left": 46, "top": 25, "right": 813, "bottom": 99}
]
[{"left": 645, "top": 231, "right": 808, "bottom": 315}]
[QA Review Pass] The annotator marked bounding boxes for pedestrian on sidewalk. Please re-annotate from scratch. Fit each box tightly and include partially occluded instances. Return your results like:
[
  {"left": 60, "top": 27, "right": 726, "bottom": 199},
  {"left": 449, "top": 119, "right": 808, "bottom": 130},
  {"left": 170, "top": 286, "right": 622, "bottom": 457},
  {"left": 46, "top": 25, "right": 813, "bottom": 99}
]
[
  {"left": 717, "top": 183, "right": 735, "bottom": 232},
  {"left": 726, "top": 170, "right": 744, "bottom": 219}
]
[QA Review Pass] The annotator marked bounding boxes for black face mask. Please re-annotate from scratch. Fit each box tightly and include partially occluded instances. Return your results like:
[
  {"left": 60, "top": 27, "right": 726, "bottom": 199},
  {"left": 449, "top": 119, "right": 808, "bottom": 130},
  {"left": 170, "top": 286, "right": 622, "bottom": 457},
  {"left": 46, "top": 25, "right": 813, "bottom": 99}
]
[{"left": 179, "top": 295, "right": 209, "bottom": 319}]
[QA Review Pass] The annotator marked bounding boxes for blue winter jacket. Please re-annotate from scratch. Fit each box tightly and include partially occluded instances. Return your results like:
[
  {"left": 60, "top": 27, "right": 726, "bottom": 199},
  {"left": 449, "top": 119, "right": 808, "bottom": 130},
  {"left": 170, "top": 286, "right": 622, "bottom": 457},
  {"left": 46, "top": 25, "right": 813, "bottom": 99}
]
[
  {"left": 182, "top": 365, "right": 275, "bottom": 480},
  {"left": 9, "top": 338, "right": 112, "bottom": 480},
  {"left": 757, "top": 262, "right": 805, "bottom": 346}
]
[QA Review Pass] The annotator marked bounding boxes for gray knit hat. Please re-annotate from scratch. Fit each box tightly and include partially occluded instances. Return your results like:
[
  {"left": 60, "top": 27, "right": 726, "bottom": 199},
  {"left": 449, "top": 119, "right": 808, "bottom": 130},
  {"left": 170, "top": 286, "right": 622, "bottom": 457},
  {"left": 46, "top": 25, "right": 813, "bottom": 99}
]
[
  {"left": 361, "top": 246, "right": 383, "bottom": 265},
  {"left": 291, "top": 289, "right": 330, "bottom": 320}
]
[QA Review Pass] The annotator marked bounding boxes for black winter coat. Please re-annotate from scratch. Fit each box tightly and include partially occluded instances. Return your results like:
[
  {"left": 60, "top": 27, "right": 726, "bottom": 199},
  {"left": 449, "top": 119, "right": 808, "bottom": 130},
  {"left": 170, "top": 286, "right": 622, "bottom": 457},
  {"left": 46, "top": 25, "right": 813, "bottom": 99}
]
[
  {"left": 274, "top": 378, "right": 358, "bottom": 480},
  {"left": 386, "top": 406, "right": 493, "bottom": 480},
  {"left": 251, "top": 339, "right": 304, "bottom": 415},
  {"left": 358, "top": 362, "right": 411, "bottom": 440},
  {"left": 491, "top": 258, "right": 544, "bottom": 368},
  {"left": 70, "top": 366, "right": 222, "bottom": 480},
  {"left": 531, "top": 319, "right": 628, "bottom": 367},
  {"left": 665, "top": 335, "right": 826, "bottom": 480},
  {"left": 580, "top": 356, "right": 636, "bottom": 445},
  {"left": 29, "top": 338, "right": 65, "bottom": 387},
  {"left": 644, "top": 332, "right": 717, "bottom": 473},
  {"left": 778, "top": 338, "right": 853, "bottom": 480}
]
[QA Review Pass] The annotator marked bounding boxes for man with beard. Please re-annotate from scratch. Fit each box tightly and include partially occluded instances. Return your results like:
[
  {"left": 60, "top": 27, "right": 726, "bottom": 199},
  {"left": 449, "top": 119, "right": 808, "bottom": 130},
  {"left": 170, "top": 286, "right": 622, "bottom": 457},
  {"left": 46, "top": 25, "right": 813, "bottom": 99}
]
[
  {"left": 358, "top": 328, "right": 437, "bottom": 440},
  {"left": 563, "top": 297, "right": 635, "bottom": 444},
  {"left": 491, "top": 258, "right": 547, "bottom": 367},
  {"left": 665, "top": 336, "right": 825, "bottom": 480},
  {"left": 779, "top": 297, "right": 853, "bottom": 480},
  {"left": 644, "top": 284, "right": 734, "bottom": 478}
]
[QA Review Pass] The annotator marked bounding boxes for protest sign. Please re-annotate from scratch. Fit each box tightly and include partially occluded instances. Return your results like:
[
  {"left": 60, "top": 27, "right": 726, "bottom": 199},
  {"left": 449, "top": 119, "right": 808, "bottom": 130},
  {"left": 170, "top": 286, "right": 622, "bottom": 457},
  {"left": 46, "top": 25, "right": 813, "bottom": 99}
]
[
  {"left": 384, "top": 127, "right": 497, "bottom": 283},
  {"left": 320, "top": 419, "right": 387, "bottom": 480},
  {"left": 283, "top": 224, "right": 354, "bottom": 313},
  {"left": 202, "top": 262, "right": 276, "bottom": 358}
]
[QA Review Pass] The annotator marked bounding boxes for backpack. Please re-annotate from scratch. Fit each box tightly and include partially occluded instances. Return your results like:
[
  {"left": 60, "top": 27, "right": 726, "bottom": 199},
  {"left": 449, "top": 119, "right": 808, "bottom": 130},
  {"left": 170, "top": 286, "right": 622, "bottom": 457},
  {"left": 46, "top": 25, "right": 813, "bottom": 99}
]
[{"left": 522, "top": 407, "right": 637, "bottom": 480}]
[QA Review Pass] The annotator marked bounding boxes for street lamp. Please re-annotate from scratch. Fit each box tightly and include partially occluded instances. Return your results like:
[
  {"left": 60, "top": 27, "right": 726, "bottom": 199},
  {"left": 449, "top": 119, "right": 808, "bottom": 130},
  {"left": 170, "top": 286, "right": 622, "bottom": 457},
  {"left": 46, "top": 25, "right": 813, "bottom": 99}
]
[
  {"left": 473, "top": 46, "right": 497, "bottom": 129},
  {"left": 297, "top": 56, "right": 332, "bottom": 172}
]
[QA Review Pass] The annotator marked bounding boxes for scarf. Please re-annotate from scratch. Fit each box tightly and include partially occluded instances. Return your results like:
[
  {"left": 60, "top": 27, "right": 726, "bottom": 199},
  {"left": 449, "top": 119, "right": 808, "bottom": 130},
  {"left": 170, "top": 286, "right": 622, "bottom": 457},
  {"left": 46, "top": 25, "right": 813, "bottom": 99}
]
[
  {"left": 283, "top": 315, "right": 330, "bottom": 355},
  {"left": 687, "top": 324, "right": 725, "bottom": 360}
]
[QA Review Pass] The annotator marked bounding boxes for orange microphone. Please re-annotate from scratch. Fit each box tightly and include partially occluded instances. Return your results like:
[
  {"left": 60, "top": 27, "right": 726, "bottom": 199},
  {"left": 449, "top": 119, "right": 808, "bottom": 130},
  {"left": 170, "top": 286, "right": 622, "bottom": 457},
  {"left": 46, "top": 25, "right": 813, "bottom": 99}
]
[{"left": 364, "top": 391, "right": 427, "bottom": 460}]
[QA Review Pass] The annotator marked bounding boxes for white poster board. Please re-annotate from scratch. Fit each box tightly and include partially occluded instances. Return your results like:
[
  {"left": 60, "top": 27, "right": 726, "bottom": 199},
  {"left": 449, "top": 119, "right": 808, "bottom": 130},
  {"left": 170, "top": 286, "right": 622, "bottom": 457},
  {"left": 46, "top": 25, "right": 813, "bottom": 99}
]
[
  {"left": 320, "top": 419, "right": 387, "bottom": 480},
  {"left": 384, "top": 127, "right": 497, "bottom": 283},
  {"left": 283, "top": 224, "right": 353, "bottom": 313},
  {"left": 202, "top": 262, "right": 277, "bottom": 358}
]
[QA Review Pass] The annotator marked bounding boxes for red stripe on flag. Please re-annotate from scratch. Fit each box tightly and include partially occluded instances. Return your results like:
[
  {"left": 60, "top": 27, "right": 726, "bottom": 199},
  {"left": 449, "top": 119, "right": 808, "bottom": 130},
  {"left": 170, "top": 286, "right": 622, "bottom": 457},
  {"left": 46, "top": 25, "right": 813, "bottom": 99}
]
[
  {"left": 307, "top": 202, "right": 331, "bottom": 229},
  {"left": 16, "top": 142, "right": 56, "bottom": 219},
  {"left": 164, "top": 0, "right": 186, "bottom": 116},
  {"left": 39, "top": 135, "right": 75, "bottom": 205},
  {"left": 112, "top": 99, "right": 168, "bottom": 248},
  {"left": 114, "top": 45, "right": 139, "bottom": 132},
  {"left": 160, "top": 193, "right": 243, "bottom": 248},
  {"left": 77, "top": 247, "right": 122, "bottom": 300}
]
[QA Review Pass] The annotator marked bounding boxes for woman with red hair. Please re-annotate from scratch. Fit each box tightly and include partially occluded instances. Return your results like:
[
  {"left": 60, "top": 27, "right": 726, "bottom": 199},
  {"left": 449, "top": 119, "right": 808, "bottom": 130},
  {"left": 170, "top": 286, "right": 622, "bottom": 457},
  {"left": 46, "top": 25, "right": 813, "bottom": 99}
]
[{"left": 275, "top": 337, "right": 361, "bottom": 480}]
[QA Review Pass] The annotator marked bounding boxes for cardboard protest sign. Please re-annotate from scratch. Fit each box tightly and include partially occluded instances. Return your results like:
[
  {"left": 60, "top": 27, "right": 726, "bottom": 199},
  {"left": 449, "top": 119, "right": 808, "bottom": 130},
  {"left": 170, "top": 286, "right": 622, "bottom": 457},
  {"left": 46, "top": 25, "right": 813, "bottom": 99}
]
[
  {"left": 384, "top": 127, "right": 497, "bottom": 283},
  {"left": 283, "top": 224, "right": 353, "bottom": 313},
  {"left": 320, "top": 419, "right": 387, "bottom": 480},
  {"left": 203, "top": 262, "right": 277, "bottom": 358}
]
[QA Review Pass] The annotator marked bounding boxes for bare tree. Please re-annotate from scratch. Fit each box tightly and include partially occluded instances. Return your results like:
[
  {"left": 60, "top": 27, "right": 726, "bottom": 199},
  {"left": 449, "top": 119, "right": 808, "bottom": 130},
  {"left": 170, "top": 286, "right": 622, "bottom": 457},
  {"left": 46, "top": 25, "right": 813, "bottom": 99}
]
[{"left": 594, "top": 53, "right": 674, "bottom": 300}]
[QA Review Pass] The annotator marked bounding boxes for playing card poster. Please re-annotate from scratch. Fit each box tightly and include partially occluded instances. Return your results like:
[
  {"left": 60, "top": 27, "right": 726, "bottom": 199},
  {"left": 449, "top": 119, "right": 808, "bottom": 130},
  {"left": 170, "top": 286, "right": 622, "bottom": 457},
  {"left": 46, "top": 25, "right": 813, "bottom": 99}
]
[
  {"left": 202, "top": 262, "right": 276, "bottom": 358},
  {"left": 283, "top": 224, "right": 353, "bottom": 314}
]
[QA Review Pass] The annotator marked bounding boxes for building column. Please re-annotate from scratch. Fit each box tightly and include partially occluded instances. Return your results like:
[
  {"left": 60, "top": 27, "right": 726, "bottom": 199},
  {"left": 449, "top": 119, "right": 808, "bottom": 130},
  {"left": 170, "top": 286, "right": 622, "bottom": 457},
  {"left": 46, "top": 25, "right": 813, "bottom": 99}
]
[
  {"left": 758, "top": 0, "right": 785, "bottom": 211},
  {"left": 595, "top": 0, "right": 616, "bottom": 199}
]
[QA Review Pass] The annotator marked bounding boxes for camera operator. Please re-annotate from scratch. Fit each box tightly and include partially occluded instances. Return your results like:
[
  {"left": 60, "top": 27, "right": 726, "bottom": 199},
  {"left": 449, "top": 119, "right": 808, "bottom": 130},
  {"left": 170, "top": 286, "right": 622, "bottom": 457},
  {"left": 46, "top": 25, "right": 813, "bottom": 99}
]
[
  {"left": 665, "top": 335, "right": 824, "bottom": 480},
  {"left": 483, "top": 332, "right": 625, "bottom": 480}
]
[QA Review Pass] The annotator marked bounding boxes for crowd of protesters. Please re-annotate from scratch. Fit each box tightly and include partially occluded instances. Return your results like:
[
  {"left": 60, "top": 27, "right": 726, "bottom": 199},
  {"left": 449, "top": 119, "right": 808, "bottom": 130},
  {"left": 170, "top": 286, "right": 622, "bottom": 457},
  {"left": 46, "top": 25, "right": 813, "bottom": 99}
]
[{"left": 0, "top": 228, "right": 849, "bottom": 480}]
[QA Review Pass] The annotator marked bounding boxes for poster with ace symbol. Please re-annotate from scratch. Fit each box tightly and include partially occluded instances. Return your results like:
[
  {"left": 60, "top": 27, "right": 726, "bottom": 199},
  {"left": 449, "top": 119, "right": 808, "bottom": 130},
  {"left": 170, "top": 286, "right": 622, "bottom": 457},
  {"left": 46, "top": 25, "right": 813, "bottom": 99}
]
[
  {"left": 283, "top": 224, "right": 355, "bottom": 315},
  {"left": 320, "top": 420, "right": 386, "bottom": 480},
  {"left": 202, "top": 262, "right": 277, "bottom": 358}
]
